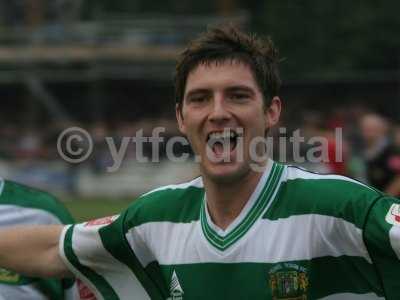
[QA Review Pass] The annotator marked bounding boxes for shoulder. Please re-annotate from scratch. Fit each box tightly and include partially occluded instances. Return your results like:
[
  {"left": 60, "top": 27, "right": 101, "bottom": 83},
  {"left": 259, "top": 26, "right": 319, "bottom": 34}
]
[
  {"left": 123, "top": 177, "right": 204, "bottom": 228},
  {"left": 0, "top": 178, "right": 74, "bottom": 224},
  {"left": 283, "top": 165, "right": 380, "bottom": 197},
  {"left": 266, "top": 165, "right": 382, "bottom": 228}
]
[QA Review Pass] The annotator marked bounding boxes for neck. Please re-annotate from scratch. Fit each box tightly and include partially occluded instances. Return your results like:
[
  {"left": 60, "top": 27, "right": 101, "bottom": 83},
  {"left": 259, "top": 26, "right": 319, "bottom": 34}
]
[{"left": 203, "top": 163, "right": 268, "bottom": 230}]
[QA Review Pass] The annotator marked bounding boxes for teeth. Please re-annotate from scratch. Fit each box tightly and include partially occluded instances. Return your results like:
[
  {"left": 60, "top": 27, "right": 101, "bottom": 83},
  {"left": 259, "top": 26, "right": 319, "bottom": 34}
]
[{"left": 209, "top": 131, "right": 237, "bottom": 140}]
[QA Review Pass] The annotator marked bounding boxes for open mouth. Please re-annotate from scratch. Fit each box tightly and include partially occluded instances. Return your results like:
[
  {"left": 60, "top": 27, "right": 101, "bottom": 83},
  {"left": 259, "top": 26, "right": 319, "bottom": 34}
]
[{"left": 206, "top": 129, "right": 240, "bottom": 157}]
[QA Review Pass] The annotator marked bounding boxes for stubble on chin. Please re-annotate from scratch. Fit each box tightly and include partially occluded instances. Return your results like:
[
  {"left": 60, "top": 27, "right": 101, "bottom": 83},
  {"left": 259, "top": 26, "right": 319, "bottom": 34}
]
[{"left": 199, "top": 162, "right": 253, "bottom": 186}]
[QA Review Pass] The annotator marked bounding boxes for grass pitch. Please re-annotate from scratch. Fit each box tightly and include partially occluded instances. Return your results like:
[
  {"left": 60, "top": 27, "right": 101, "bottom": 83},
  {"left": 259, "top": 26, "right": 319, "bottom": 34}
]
[{"left": 64, "top": 198, "right": 134, "bottom": 222}]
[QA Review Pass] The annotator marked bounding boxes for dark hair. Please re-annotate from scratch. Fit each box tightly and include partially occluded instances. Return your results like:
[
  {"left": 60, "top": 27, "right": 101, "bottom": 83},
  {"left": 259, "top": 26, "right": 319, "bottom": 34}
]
[{"left": 174, "top": 24, "right": 281, "bottom": 109}]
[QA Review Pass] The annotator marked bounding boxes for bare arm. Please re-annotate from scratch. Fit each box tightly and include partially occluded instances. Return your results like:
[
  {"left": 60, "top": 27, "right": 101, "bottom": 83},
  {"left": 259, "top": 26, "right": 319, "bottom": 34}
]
[{"left": 0, "top": 225, "right": 72, "bottom": 278}]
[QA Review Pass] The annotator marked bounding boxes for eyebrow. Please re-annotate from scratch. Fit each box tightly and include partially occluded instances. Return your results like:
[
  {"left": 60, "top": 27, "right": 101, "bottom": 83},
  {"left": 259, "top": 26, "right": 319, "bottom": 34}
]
[
  {"left": 185, "top": 85, "right": 256, "bottom": 99},
  {"left": 225, "top": 85, "right": 256, "bottom": 95}
]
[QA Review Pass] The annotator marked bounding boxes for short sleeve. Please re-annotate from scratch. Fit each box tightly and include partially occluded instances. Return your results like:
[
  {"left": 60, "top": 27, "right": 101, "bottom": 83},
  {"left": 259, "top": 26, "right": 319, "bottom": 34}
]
[
  {"left": 363, "top": 196, "right": 400, "bottom": 299},
  {"left": 59, "top": 213, "right": 165, "bottom": 300}
]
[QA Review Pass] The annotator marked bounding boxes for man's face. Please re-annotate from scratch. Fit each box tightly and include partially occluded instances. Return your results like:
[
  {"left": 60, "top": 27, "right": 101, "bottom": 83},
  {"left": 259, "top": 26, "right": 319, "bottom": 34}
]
[{"left": 176, "top": 61, "right": 281, "bottom": 183}]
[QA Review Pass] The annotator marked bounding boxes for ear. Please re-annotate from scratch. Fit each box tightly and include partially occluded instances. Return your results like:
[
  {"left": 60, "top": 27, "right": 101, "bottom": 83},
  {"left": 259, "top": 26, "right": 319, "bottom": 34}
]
[
  {"left": 265, "top": 96, "right": 281, "bottom": 128},
  {"left": 176, "top": 103, "right": 187, "bottom": 135}
]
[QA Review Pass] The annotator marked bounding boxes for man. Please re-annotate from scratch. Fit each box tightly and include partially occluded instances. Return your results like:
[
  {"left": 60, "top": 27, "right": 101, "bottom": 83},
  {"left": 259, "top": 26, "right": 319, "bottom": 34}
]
[
  {"left": 360, "top": 113, "right": 400, "bottom": 196},
  {"left": 0, "top": 25, "right": 400, "bottom": 299},
  {"left": 0, "top": 178, "right": 77, "bottom": 299}
]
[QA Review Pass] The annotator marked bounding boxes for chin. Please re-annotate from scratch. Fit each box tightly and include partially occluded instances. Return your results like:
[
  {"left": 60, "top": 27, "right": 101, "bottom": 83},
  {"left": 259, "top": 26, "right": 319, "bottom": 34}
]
[{"left": 202, "top": 162, "right": 250, "bottom": 184}]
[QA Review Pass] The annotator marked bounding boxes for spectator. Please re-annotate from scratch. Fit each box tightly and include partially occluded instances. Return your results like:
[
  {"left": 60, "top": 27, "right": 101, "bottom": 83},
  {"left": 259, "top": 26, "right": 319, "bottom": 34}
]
[{"left": 360, "top": 113, "right": 400, "bottom": 196}]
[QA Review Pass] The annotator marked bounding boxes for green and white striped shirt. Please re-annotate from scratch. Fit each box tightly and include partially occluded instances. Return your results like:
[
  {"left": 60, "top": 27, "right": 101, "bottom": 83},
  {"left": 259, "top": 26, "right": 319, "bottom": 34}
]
[
  {"left": 0, "top": 178, "right": 77, "bottom": 300},
  {"left": 60, "top": 160, "right": 400, "bottom": 300}
]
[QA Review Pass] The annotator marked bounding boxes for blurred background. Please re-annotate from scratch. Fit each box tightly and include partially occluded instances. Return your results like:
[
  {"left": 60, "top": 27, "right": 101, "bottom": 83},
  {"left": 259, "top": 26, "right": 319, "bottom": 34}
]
[{"left": 1, "top": 0, "right": 400, "bottom": 220}]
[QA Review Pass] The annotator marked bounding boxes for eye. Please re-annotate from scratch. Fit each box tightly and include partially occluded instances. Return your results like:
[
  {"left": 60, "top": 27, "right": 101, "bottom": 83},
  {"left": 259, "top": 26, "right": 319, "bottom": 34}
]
[
  {"left": 188, "top": 94, "right": 209, "bottom": 104},
  {"left": 229, "top": 92, "right": 250, "bottom": 101}
]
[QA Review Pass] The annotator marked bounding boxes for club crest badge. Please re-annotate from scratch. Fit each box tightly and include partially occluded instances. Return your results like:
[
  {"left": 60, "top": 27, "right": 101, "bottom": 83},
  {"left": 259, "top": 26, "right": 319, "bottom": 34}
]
[
  {"left": 269, "top": 263, "right": 308, "bottom": 300},
  {"left": 385, "top": 203, "right": 400, "bottom": 226}
]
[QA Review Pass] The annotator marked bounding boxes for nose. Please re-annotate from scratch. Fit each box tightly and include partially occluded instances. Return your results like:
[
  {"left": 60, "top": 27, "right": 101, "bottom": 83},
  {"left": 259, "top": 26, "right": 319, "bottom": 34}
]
[{"left": 208, "top": 95, "right": 231, "bottom": 124}]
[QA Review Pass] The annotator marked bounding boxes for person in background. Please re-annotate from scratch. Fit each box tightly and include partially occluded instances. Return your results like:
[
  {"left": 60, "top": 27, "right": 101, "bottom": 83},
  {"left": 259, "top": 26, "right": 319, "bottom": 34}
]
[
  {"left": 0, "top": 178, "right": 94, "bottom": 300},
  {"left": 360, "top": 113, "right": 400, "bottom": 197}
]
